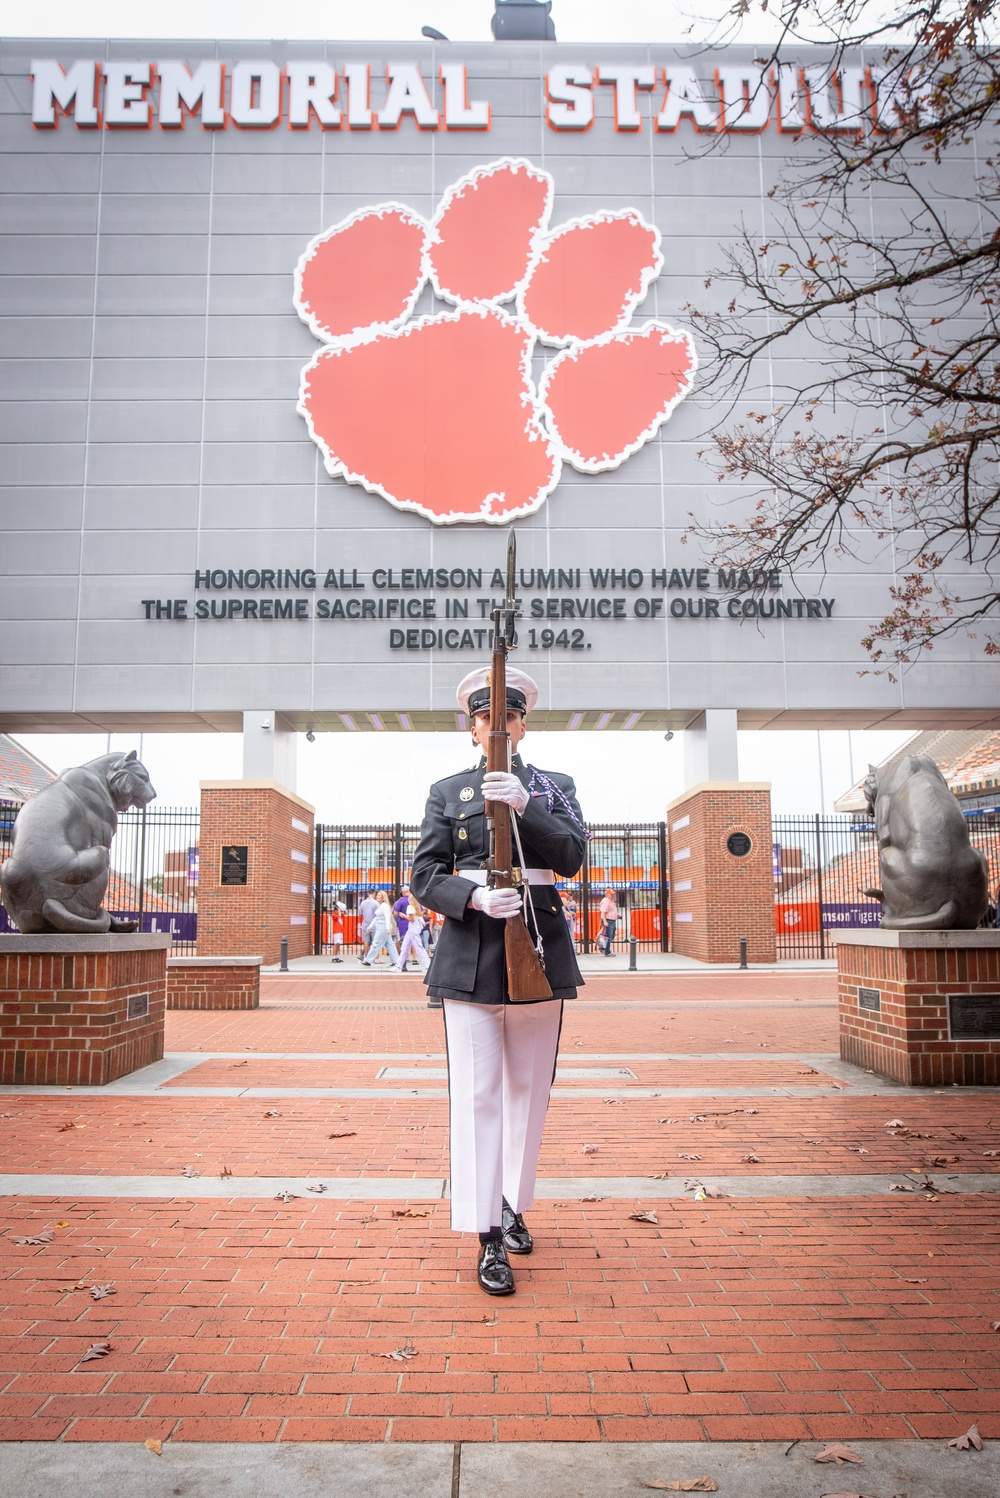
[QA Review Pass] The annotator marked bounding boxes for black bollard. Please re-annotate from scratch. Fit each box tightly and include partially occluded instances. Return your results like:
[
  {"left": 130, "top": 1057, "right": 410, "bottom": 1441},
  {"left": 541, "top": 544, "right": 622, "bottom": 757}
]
[
  {"left": 628, "top": 936, "right": 637, "bottom": 972},
  {"left": 280, "top": 936, "right": 289, "bottom": 972},
  {"left": 739, "top": 936, "right": 748, "bottom": 970}
]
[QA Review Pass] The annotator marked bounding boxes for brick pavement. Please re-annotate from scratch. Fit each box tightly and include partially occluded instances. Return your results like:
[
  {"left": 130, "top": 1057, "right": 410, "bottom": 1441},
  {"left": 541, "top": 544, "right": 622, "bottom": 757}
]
[{"left": 0, "top": 970, "right": 998, "bottom": 1445}]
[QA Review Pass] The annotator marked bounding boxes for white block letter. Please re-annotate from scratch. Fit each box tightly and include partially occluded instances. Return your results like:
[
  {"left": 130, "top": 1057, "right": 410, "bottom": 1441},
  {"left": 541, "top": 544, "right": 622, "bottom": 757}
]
[
  {"left": 596, "top": 64, "right": 655, "bottom": 131},
  {"left": 545, "top": 66, "right": 594, "bottom": 130},
  {"left": 774, "top": 62, "right": 807, "bottom": 133},
  {"left": 806, "top": 65, "right": 868, "bottom": 131},
  {"left": 440, "top": 64, "right": 490, "bottom": 129},
  {"left": 103, "top": 61, "right": 153, "bottom": 127},
  {"left": 343, "top": 62, "right": 373, "bottom": 129},
  {"left": 715, "top": 66, "right": 772, "bottom": 131},
  {"left": 30, "top": 59, "right": 100, "bottom": 127},
  {"left": 157, "top": 61, "right": 226, "bottom": 128},
  {"left": 230, "top": 61, "right": 282, "bottom": 127},
  {"left": 287, "top": 61, "right": 340, "bottom": 128},
  {"left": 656, "top": 66, "right": 718, "bottom": 131},
  {"left": 378, "top": 63, "right": 438, "bottom": 129}
]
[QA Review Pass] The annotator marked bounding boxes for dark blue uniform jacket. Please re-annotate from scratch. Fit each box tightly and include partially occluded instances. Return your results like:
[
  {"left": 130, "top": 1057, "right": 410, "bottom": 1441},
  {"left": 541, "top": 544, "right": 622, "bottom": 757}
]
[{"left": 410, "top": 755, "right": 586, "bottom": 1004}]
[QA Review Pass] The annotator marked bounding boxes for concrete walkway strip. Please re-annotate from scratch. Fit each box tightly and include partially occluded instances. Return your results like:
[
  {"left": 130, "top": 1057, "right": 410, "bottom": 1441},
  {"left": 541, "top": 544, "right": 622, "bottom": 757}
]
[
  {"left": 1, "top": 1440, "right": 996, "bottom": 1498},
  {"left": 1, "top": 1171, "right": 996, "bottom": 1199}
]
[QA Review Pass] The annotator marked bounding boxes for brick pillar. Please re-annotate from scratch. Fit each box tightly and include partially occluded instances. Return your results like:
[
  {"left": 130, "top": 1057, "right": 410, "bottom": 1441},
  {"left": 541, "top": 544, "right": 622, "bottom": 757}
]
[
  {"left": 197, "top": 780, "right": 315, "bottom": 965},
  {"left": 667, "top": 782, "right": 776, "bottom": 964}
]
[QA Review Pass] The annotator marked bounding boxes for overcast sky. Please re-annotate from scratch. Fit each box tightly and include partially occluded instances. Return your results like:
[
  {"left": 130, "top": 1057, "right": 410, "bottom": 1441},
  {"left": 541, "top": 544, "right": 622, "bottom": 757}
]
[{"left": 9, "top": 0, "right": 917, "bottom": 820}]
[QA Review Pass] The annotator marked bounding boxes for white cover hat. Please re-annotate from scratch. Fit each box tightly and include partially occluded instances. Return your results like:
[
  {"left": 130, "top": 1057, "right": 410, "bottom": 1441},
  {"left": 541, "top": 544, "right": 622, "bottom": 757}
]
[{"left": 457, "top": 666, "right": 538, "bottom": 716}]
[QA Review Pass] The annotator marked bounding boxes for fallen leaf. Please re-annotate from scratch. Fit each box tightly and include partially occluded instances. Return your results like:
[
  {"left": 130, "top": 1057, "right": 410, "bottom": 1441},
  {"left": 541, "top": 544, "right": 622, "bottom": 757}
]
[
  {"left": 144, "top": 1438, "right": 162, "bottom": 1455},
  {"left": 262, "top": 1110, "right": 282, "bottom": 1118},
  {"left": 798, "top": 1067, "right": 819, "bottom": 1075},
  {"left": 11, "top": 1229, "right": 54, "bottom": 1245},
  {"left": 306, "top": 1183, "right": 328, "bottom": 1194},
  {"left": 392, "top": 1208, "right": 429, "bottom": 1218},
  {"left": 378, "top": 1342, "right": 418, "bottom": 1362},
  {"left": 230, "top": 1061, "right": 248, "bottom": 1068},
  {"left": 689, "top": 1115, "right": 707, "bottom": 1123},
  {"left": 889, "top": 1182, "right": 915, "bottom": 1192},
  {"left": 677, "top": 1153, "right": 701, "bottom": 1161},
  {"left": 905, "top": 1277, "right": 928, "bottom": 1283},
  {"left": 79, "top": 1342, "right": 112, "bottom": 1364},
  {"left": 929, "top": 1155, "right": 960, "bottom": 1167},
  {"left": 89, "top": 1283, "right": 116, "bottom": 1300},
  {"left": 659, "top": 1118, "right": 682, "bottom": 1125},
  {"left": 56, "top": 1122, "right": 77, "bottom": 1132},
  {"left": 581, "top": 1144, "right": 598, "bottom": 1154},
  {"left": 948, "top": 1422, "right": 982, "bottom": 1450},
  {"left": 990, "top": 1320, "right": 1000, "bottom": 1332},
  {"left": 805, "top": 1139, "right": 822, "bottom": 1145},
  {"left": 741, "top": 1154, "right": 761, "bottom": 1163},
  {"left": 744, "top": 1108, "right": 759, "bottom": 1115},
  {"left": 181, "top": 1166, "right": 199, "bottom": 1178},
  {"left": 57, "top": 1280, "right": 88, "bottom": 1293},
  {"left": 274, "top": 1190, "right": 298, "bottom": 1203},
  {"left": 701, "top": 1184, "right": 728, "bottom": 1198},
  {"left": 629, "top": 1211, "right": 659, "bottom": 1225},
  {"left": 327, "top": 1131, "right": 357, "bottom": 1139},
  {"left": 814, "top": 1444, "right": 863, "bottom": 1465},
  {"left": 580, "top": 1194, "right": 604, "bottom": 1201},
  {"left": 846, "top": 1147, "right": 870, "bottom": 1154},
  {"left": 983, "top": 1150, "right": 1000, "bottom": 1157},
  {"left": 652, "top": 1173, "right": 671, "bottom": 1181},
  {"left": 604, "top": 1098, "right": 624, "bottom": 1105},
  {"left": 641, "top": 1480, "right": 718, "bottom": 1492},
  {"left": 218, "top": 1166, "right": 233, "bottom": 1179},
  {"left": 885, "top": 1118, "right": 906, "bottom": 1128}
]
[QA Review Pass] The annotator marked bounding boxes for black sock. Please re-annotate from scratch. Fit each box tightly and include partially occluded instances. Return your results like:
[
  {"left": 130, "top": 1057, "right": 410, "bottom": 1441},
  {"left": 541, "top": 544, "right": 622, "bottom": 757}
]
[{"left": 479, "top": 1227, "right": 502, "bottom": 1245}]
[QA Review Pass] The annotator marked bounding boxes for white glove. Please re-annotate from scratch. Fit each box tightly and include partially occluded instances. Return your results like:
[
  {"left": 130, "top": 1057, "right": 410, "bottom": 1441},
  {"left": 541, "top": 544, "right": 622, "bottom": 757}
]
[
  {"left": 472, "top": 885, "right": 523, "bottom": 920},
  {"left": 482, "top": 771, "right": 529, "bottom": 814}
]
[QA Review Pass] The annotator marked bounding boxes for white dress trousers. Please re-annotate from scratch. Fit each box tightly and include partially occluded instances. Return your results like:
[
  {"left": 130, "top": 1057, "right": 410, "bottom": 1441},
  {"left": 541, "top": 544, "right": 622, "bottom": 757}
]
[{"left": 442, "top": 997, "right": 563, "bottom": 1233}]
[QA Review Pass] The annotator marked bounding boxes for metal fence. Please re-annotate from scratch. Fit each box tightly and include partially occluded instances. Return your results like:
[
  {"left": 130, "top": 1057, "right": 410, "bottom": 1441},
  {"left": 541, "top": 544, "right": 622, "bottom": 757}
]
[
  {"left": 314, "top": 819, "right": 670, "bottom": 956},
  {"left": 0, "top": 800, "right": 200, "bottom": 954},
  {"left": 773, "top": 809, "right": 1000, "bottom": 958}
]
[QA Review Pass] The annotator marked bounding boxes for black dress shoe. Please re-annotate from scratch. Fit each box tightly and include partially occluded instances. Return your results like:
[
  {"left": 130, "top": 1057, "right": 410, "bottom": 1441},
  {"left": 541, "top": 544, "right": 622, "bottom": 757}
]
[
  {"left": 501, "top": 1199, "right": 533, "bottom": 1255},
  {"left": 477, "top": 1238, "right": 515, "bottom": 1295}
]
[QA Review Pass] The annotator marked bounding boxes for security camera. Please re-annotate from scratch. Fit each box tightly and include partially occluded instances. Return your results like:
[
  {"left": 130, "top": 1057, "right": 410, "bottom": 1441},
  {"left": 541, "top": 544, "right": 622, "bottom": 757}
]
[
  {"left": 663, "top": 730, "right": 675, "bottom": 742},
  {"left": 305, "top": 729, "right": 316, "bottom": 744}
]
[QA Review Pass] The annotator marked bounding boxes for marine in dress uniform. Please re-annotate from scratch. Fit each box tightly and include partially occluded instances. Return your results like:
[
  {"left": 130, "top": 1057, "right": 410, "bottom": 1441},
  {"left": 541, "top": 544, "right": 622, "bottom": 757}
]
[{"left": 409, "top": 667, "right": 587, "bottom": 1295}]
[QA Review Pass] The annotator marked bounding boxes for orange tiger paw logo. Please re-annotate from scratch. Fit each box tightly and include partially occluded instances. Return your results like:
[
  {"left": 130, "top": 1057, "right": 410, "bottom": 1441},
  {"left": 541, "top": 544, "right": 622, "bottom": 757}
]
[{"left": 294, "top": 158, "right": 696, "bottom": 526}]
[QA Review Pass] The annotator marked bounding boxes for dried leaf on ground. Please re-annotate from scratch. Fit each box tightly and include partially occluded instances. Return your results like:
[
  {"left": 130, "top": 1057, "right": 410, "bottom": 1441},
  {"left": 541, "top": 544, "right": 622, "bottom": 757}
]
[
  {"left": 580, "top": 1194, "right": 604, "bottom": 1201},
  {"left": 744, "top": 1108, "right": 759, "bottom": 1115},
  {"left": 392, "top": 1208, "right": 429, "bottom": 1218},
  {"left": 659, "top": 1118, "right": 681, "bottom": 1125},
  {"left": 846, "top": 1147, "right": 870, "bottom": 1155},
  {"left": 641, "top": 1479, "right": 718, "bottom": 1492},
  {"left": 581, "top": 1144, "right": 599, "bottom": 1154},
  {"left": 948, "top": 1422, "right": 983, "bottom": 1451},
  {"left": 144, "top": 1438, "right": 163, "bottom": 1455},
  {"left": 677, "top": 1153, "right": 701, "bottom": 1161},
  {"left": 604, "top": 1098, "right": 624, "bottom": 1106},
  {"left": 629, "top": 1211, "right": 659, "bottom": 1224},
  {"left": 230, "top": 1061, "right": 248, "bottom": 1068},
  {"left": 684, "top": 1179, "right": 702, "bottom": 1191},
  {"left": 262, "top": 1110, "right": 281, "bottom": 1118},
  {"left": 79, "top": 1342, "right": 112, "bottom": 1363},
  {"left": 741, "top": 1154, "right": 761, "bottom": 1163},
  {"left": 701, "top": 1184, "right": 728, "bottom": 1198},
  {"left": 181, "top": 1166, "right": 199, "bottom": 1178},
  {"left": 378, "top": 1342, "right": 418, "bottom": 1361},
  {"left": 805, "top": 1139, "right": 822, "bottom": 1146},
  {"left": 889, "top": 1182, "right": 915, "bottom": 1192},
  {"left": 11, "top": 1229, "right": 54, "bottom": 1245},
  {"left": 274, "top": 1190, "right": 298, "bottom": 1203},
  {"left": 306, "top": 1183, "right": 328, "bottom": 1194},
  {"left": 57, "top": 1279, "right": 88, "bottom": 1293},
  {"left": 218, "top": 1166, "right": 233, "bottom": 1179},
  {"left": 905, "top": 1277, "right": 928, "bottom": 1284},
  {"left": 328, "top": 1131, "right": 357, "bottom": 1139},
  {"left": 929, "top": 1155, "right": 960, "bottom": 1167},
  {"left": 56, "top": 1122, "right": 77, "bottom": 1132},
  {"left": 798, "top": 1067, "right": 819, "bottom": 1075},
  {"left": 990, "top": 1320, "right": 1000, "bottom": 1332},
  {"left": 89, "top": 1283, "right": 116, "bottom": 1300},
  {"left": 689, "top": 1115, "right": 707, "bottom": 1123},
  {"left": 814, "top": 1444, "right": 863, "bottom": 1465},
  {"left": 885, "top": 1118, "right": 906, "bottom": 1129},
  {"left": 983, "top": 1150, "right": 1000, "bottom": 1157},
  {"left": 55, "top": 1221, "right": 70, "bottom": 1228},
  {"left": 652, "top": 1173, "right": 671, "bottom": 1181}
]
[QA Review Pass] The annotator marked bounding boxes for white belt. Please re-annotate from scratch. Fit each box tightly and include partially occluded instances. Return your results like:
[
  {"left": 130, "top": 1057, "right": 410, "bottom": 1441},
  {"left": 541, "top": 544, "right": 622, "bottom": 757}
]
[{"left": 459, "top": 868, "right": 556, "bottom": 886}]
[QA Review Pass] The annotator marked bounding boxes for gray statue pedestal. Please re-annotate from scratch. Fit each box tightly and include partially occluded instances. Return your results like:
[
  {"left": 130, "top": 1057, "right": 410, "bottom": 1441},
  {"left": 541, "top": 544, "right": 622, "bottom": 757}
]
[
  {"left": 838, "top": 929, "right": 1000, "bottom": 1086},
  {"left": 0, "top": 934, "right": 169, "bottom": 1086}
]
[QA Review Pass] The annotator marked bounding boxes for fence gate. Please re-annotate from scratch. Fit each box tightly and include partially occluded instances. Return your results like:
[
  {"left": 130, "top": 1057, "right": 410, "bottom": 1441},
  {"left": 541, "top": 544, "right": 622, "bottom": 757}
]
[
  {"left": 773, "top": 809, "right": 1000, "bottom": 959},
  {"left": 314, "top": 820, "right": 670, "bottom": 957}
]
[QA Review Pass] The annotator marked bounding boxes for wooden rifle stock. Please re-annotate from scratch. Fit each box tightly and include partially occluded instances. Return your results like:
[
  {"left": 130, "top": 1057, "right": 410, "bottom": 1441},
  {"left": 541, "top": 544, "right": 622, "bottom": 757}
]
[{"left": 486, "top": 535, "right": 552, "bottom": 1003}]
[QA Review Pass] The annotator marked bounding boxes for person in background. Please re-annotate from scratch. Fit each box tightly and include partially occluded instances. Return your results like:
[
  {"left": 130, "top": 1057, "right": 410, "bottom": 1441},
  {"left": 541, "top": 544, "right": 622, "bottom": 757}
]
[
  {"left": 598, "top": 888, "right": 618, "bottom": 956},
  {"left": 357, "top": 887, "right": 378, "bottom": 963},
  {"left": 561, "top": 890, "right": 577, "bottom": 948},
  {"left": 330, "top": 901, "right": 345, "bottom": 962},
  {"left": 396, "top": 896, "right": 431, "bottom": 974},
  {"left": 363, "top": 890, "right": 399, "bottom": 968},
  {"left": 393, "top": 885, "right": 412, "bottom": 939}
]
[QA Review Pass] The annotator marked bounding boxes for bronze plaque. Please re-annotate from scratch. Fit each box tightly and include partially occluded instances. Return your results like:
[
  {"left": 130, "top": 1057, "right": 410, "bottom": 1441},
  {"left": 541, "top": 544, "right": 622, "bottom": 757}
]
[
  {"left": 220, "top": 845, "right": 249, "bottom": 886},
  {"left": 127, "top": 992, "right": 149, "bottom": 1020},
  {"left": 948, "top": 994, "right": 1000, "bottom": 1041},
  {"left": 858, "top": 986, "right": 881, "bottom": 1012},
  {"left": 726, "top": 832, "right": 752, "bottom": 857}
]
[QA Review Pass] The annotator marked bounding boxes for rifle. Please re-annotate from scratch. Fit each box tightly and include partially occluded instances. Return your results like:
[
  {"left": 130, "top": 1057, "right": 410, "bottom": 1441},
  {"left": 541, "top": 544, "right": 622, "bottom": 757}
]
[{"left": 485, "top": 533, "right": 553, "bottom": 1002}]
